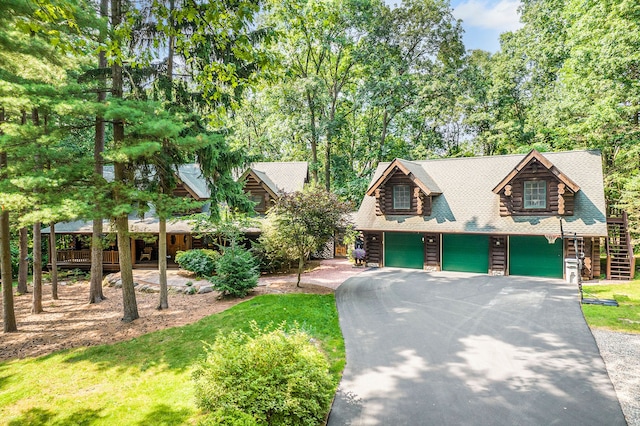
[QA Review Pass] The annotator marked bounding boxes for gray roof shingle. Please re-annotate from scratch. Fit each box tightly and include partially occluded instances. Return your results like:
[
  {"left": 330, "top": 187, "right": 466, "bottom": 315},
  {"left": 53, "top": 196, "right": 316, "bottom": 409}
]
[
  {"left": 245, "top": 162, "right": 309, "bottom": 194},
  {"left": 355, "top": 150, "right": 607, "bottom": 237}
]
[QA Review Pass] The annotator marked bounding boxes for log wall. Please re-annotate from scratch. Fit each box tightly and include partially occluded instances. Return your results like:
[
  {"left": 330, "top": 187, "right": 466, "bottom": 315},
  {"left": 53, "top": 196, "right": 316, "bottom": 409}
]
[
  {"left": 489, "top": 236, "right": 507, "bottom": 275},
  {"left": 364, "top": 232, "right": 383, "bottom": 266},
  {"left": 424, "top": 233, "right": 440, "bottom": 270},
  {"left": 375, "top": 171, "right": 431, "bottom": 216},
  {"left": 499, "top": 162, "right": 574, "bottom": 216},
  {"left": 565, "top": 236, "right": 600, "bottom": 280},
  {"left": 243, "top": 175, "right": 272, "bottom": 214}
]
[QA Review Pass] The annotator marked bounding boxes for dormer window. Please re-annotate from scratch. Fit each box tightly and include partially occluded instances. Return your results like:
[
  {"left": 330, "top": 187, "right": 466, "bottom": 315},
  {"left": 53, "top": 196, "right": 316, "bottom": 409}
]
[
  {"left": 524, "top": 180, "right": 546, "bottom": 209},
  {"left": 250, "top": 194, "right": 265, "bottom": 211},
  {"left": 393, "top": 185, "right": 411, "bottom": 210}
]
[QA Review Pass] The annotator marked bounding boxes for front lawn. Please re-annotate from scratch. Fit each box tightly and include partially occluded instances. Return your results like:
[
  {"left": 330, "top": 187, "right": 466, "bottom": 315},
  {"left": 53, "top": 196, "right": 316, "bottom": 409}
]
[
  {"left": 582, "top": 277, "right": 640, "bottom": 333},
  {"left": 0, "top": 294, "right": 344, "bottom": 425}
]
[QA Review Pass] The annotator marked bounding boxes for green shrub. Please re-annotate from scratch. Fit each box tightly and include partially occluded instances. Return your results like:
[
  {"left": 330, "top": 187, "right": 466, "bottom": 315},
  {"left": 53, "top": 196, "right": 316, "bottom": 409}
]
[
  {"left": 212, "top": 245, "right": 258, "bottom": 297},
  {"left": 175, "top": 249, "right": 220, "bottom": 277},
  {"left": 254, "top": 218, "right": 298, "bottom": 273},
  {"left": 192, "top": 322, "right": 334, "bottom": 425},
  {"left": 199, "top": 408, "right": 258, "bottom": 426}
]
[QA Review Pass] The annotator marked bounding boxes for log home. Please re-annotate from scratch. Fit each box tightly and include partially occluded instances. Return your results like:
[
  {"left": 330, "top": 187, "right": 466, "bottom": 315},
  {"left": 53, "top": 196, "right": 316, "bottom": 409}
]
[
  {"left": 354, "top": 149, "right": 629, "bottom": 280},
  {"left": 43, "top": 162, "right": 309, "bottom": 270}
]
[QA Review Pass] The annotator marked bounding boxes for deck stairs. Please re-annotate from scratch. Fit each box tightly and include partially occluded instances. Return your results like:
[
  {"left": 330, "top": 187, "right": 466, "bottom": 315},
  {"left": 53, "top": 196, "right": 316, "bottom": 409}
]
[{"left": 606, "top": 209, "right": 635, "bottom": 280}]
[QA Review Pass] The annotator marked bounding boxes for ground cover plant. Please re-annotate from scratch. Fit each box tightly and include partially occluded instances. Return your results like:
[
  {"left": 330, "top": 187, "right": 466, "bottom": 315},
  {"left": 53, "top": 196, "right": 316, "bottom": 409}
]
[
  {"left": 582, "top": 277, "right": 640, "bottom": 333},
  {"left": 0, "top": 294, "right": 344, "bottom": 425}
]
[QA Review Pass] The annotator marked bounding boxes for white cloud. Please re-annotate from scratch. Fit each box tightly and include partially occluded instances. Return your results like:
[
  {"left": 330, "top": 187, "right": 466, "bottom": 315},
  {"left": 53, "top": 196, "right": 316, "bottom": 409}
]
[{"left": 453, "top": 0, "right": 523, "bottom": 32}]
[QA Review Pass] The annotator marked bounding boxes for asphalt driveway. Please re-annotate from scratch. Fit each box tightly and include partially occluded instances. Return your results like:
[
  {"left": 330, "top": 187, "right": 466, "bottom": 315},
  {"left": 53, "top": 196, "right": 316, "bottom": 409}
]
[{"left": 328, "top": 269, "right": 626, "bottom": 425}]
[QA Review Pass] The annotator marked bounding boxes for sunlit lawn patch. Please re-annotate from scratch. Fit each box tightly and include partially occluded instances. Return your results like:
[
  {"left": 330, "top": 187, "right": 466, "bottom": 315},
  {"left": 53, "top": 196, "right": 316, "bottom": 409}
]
[
  {"left": 582, "top": 279, "right": 640, "bottom": 333},
  {"left": 0, "top": 294, "right": 344, "bottom": 425}
]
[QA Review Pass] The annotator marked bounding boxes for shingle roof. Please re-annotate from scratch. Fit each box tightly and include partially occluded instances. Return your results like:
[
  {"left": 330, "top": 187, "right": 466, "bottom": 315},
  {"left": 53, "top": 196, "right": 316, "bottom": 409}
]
[
  {"left": 355, "top": 150, "right": 607, "bottom": 237},
  {"left": 177, "top": 164, "right": 210, "bottom": 200},
  {"left": 43, "top": 217, "right": 195, "bottom": 234},
  {"left": 244, "top": 162, "right": 309, "bottom": 194},
  {"left": 366, "top": 159, "right": 441, "bottom": 196}
]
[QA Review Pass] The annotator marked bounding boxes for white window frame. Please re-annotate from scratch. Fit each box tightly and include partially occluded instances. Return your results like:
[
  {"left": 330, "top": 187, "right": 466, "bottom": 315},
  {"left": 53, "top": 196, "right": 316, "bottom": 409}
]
[
  {"left": 523, "top": 180, "right": 546, "bottom": 209},
  {"left": 393, "top": 185, "right": 411, "bottom": 210}
]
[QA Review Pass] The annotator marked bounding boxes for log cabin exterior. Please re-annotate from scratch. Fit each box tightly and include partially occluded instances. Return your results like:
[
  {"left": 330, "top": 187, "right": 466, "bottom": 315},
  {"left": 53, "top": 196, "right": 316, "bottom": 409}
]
[
  {"left": 43, "top": 162, "right": 310, "bottom": 270},
  {"left": 355, "top": 150, "right": 611, "bottom": 280},
  {"left": 238, "top": 162, "right": 309, "bottom": 215}
]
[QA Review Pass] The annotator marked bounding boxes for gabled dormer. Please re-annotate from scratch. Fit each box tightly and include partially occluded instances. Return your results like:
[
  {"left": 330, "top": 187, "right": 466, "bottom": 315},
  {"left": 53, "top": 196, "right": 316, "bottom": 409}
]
[
  {"left": 492, "top": 150, "right": 580, "bottom": 216},
  {"left": 238, "top": 162, "right": 310, "bottom": 214},
  {"left": 366, "top": 159, "right": 441, "bottom": 216},
  {"left": 240, "top": 168, "right": 279, "bottom": 214}
]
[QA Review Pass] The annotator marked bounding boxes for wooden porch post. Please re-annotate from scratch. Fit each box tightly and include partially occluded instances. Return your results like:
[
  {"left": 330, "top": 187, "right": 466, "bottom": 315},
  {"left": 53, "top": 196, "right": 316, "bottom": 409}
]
[{"left": 130, "top": 237, "right": 136, "bottom": 265}]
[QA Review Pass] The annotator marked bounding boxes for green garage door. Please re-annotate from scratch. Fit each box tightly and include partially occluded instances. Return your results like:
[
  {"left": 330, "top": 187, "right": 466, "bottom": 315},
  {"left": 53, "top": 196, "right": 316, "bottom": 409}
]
[
  {"left": 384, "top": 232, "right": 424, "bottom": 269},
  {"left": 509, "top": 235, "right": 563, "bottom": 278},
  {"left": 442, "top": 234, "right": 489, "bottom": 273}
]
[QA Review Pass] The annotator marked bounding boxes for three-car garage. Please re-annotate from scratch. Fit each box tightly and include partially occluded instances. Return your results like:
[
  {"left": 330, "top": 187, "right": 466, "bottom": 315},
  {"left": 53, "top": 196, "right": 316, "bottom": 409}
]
[{"left": 381, "top": 232, "right": 564, "bottom": 278}]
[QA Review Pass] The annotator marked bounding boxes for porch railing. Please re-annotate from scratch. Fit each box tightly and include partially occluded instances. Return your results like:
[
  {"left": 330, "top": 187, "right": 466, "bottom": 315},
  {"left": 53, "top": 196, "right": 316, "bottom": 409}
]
[{"left": 56, "top": 250, "right": 119, "bottom": 264}]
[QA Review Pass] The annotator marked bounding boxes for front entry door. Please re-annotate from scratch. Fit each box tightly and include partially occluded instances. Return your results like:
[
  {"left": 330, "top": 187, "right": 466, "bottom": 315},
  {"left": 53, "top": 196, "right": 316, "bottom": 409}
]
[{"left": 167, "top": 234, "right": 189, "bottom": 262}]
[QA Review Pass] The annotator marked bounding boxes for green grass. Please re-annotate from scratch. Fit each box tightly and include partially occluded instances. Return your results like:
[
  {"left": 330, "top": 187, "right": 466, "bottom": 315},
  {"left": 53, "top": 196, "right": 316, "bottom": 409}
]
[
  {"left": 582, "top": 278, "right": 640, "bottom": 333},
  {"left": 0, "top": 294, "right": 344, "bottom": 425}
]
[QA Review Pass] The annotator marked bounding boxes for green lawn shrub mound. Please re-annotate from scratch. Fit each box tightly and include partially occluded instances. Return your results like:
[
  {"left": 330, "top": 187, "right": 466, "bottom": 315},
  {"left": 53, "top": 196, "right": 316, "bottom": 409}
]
[
  {"left": 213, "top": 245, "right": 259, "bottom": 297},
  {"left": 175, "top": 249, "right": 220, "bottom": 277},
  {"left": 193, "top": 322, "right": 334, "bottom": 425}
]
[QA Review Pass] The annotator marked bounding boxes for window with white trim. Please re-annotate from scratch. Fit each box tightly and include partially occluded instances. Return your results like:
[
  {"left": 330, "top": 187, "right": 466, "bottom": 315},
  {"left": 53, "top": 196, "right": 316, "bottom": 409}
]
[
  {"left": 524, "top": 180, "right": 546, "bottom": 209},
  {"left": 393, "top": 185, "right": 411, "bottom": 210}
]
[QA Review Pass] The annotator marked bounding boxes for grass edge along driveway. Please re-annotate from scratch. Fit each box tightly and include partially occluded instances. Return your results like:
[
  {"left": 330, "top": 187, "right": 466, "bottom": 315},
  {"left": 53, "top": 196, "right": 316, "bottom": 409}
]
[
  {"left": 0, "top": 294, "right": 345, "bottom": 425},
  {"left": 582, "top": 276, "right": 640, "bottom": 333}
]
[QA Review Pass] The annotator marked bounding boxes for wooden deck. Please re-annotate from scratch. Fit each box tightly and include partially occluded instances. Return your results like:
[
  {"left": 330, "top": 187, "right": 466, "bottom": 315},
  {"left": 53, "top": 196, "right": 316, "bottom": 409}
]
[{"left": 51, "top": 250, "right": 178, "bottom": 271}]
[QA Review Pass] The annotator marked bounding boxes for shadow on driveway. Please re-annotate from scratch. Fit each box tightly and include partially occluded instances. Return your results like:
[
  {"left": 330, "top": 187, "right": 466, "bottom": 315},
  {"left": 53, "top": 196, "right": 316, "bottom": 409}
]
[{"left": 329, "top": 269, "right": 626, "bottom": 426}]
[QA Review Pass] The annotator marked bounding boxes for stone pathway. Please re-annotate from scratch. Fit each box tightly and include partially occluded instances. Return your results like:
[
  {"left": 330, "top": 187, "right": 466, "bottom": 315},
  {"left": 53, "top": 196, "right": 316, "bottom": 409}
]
[{"left": 104, "top": 258, "right": 370, "bottom": 294}]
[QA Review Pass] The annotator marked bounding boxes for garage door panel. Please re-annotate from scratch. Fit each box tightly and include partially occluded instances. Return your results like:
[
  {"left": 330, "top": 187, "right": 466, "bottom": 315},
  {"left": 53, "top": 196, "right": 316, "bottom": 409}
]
[
  {"left": 384, "top": 233, "right": 424, "bottom": 269},
  {"left": 442, "top": 234, "right": 489, "bottom": 273},
  {"left": 510, "top": 236, "right": 563, "bottom": 278}
]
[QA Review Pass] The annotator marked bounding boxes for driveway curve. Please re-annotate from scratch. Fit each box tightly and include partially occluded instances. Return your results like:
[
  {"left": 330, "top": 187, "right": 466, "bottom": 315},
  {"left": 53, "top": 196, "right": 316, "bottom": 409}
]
[{"left": 329, "top": 269, "right": 625, "bottom": 425}]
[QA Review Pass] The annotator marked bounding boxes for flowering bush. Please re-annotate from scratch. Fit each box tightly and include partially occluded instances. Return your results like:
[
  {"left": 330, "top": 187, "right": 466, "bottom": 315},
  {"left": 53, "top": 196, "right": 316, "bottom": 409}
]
[{"left": 352, "top": 248, "right": 366, "bottom": 260}]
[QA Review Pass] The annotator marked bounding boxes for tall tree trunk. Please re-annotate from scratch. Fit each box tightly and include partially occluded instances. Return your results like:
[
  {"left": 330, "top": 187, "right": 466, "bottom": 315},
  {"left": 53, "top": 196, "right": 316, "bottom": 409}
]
[
  {"left": 378, "top": 109, "right": 389, "bottom": 162},
  {"left": 306, "top": 89, "right": 319, "bottom": 184},
  {"left": 17, "top": 227, "right": 28, "bottom": 294},
  {"left": 0, "top": 107, "right": 17, "bottom": 332},
  {"left": 31, "top": 108, "right": 43, "bottom": 314},
  {"left": 111, "top": 0, "right": 138, "bottom": 322},
  {"left": 157, "top": 217, "right": 168, "bottom": 309},
  {"left": 49, "top": 223, "right": 58, "bottom": 300},
  {"left": 1, "top": 206, "right": 16, "bottom": 332},
  {"left": 31, "top": 222, "right": 43, "bottom": 314},
  {"left": 116, "top": 211, "right": 138, "bottom": 322},
  {"left": 324, "top": 138, "right": 331, "bottom": 191},
  {"left": 89, "top": 220, "right": 105, "bottom": 303},
  {"left": 17, "top": 109, "right": 29, "bottom": 294},
  {"left": 89, "top": 0, "right": 107, "bottom": 304},
  {"left": 157, "top": 0, "right": 174, "bottom": 310}
]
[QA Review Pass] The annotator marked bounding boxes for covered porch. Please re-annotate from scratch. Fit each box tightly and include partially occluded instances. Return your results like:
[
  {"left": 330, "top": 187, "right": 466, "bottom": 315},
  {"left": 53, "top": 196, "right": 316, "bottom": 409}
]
[{"left": 43, "top": 218, "right": 201, "bottom": 272}]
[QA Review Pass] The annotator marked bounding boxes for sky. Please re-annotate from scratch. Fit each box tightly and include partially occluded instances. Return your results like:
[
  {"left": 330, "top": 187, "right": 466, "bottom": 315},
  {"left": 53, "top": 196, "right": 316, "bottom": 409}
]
[
  {"left": 385, "top": 0, "right": 524, "bottom": 53},
  {"left": 450, "top": 0, "right": 523, "bottom": 52}
]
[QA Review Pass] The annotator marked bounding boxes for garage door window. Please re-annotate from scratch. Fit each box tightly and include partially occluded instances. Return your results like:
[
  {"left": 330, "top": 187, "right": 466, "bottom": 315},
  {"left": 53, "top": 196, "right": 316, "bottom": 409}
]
[
  {"left": 393, "top": 185, "right": 411, "bottom": 210},
  {"left": 524, "top": 181, "right": 546, "bottom": 209}
]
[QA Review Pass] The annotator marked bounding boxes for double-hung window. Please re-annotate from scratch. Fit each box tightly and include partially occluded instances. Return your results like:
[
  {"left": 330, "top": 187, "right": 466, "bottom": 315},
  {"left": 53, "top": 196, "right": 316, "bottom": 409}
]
[
  {"left": 523, "top": 181, "right": 546, "bottom": 209},
  {"left": 393, "top": 185, "right": 411, "bottom": 210}
]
